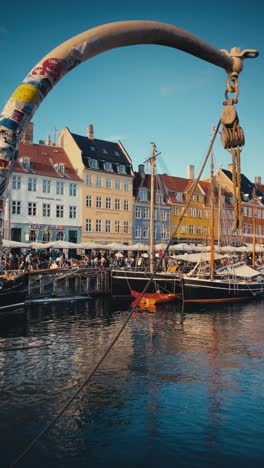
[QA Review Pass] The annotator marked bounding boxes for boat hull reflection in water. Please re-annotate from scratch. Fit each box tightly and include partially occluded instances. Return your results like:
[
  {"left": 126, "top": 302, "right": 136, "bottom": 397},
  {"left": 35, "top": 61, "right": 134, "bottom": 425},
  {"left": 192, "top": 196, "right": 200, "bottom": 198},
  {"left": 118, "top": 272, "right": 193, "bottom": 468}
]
[{"left": 1, "top": 298, "right": 264, "bottom": 468}]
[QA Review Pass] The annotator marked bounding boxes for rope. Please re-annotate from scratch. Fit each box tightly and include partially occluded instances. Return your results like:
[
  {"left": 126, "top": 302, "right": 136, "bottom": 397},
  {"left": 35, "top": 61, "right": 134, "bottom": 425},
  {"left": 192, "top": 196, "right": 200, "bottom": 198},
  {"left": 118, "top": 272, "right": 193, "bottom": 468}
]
[{"left": 231, "top": 147, "right": 242, "bottom": 232}]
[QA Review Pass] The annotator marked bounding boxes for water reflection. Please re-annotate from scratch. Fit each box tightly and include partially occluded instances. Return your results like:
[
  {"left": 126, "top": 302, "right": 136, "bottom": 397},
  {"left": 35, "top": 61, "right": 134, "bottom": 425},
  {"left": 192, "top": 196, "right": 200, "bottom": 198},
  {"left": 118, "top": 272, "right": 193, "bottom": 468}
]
[{"left": 0, "top": 298, "right": 264, "bottom": 467}]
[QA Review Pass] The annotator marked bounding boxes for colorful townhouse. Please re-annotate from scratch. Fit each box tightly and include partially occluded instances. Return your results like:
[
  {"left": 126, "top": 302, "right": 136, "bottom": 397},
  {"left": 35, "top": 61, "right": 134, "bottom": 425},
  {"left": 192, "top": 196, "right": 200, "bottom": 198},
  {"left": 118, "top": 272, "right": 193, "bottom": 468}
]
[
  {"left": 215, "top": 167, "right": 264, "bottom": 245},
  {"left": 132, "top": 164, "right": 170, "bottom": 245},
  {"left": 3, "top": 124, "right": 82, "bottom": 243},
  {"left": 57, "top": 124, "right": 134, "bottom": 245}
]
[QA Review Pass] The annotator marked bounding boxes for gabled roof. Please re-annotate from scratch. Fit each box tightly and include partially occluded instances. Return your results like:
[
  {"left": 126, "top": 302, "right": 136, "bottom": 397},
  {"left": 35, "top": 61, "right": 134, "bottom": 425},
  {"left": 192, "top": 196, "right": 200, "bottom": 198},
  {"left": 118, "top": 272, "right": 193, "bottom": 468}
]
[
  {"left": 221, "top": 169, "right": 263, "bottom": 201},
  {"left": 14, "top": 143, "right": 82, "bottom": 181},
  {"left": 70, "top": 132, "right": 133, "bottom": 176},
  {"left": 159, "top": 174, "right": 189, "bottom": 192}
]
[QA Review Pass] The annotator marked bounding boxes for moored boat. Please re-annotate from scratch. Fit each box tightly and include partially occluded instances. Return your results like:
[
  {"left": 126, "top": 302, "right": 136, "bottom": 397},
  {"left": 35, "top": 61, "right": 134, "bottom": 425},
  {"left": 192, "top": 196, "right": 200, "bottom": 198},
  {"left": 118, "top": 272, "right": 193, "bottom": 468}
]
[{"left": 131, "top": 289, "right": 178, "bottom": 305}]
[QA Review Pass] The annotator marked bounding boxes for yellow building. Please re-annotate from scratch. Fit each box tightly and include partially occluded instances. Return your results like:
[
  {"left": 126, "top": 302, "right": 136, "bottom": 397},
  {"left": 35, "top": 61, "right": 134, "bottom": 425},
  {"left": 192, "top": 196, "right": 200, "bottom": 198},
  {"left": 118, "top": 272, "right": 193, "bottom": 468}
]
[
  {"left": 159, "top": 174, "right": 213, "bottom": 243},
  {"left": 57, "top": 125, "right": 134, "bottom": 244}
]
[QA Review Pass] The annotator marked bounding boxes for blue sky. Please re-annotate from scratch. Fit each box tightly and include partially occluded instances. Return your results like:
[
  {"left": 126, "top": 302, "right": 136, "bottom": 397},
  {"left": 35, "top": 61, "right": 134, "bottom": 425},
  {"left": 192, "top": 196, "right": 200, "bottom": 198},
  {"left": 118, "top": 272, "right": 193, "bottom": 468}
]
[{"left": 0, "top": 0, "right": 262, "bottom": 181}]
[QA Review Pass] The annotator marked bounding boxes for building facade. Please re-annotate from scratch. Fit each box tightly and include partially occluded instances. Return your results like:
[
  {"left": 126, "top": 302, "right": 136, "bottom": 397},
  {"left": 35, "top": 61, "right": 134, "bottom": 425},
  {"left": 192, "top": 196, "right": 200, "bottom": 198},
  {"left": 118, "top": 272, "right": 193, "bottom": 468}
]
[
  {"left": 57, "top": 125, "right": 134, "bottom": 245},
  {"left": 3, "top": 139, "right": 82, "bottom": 244}
]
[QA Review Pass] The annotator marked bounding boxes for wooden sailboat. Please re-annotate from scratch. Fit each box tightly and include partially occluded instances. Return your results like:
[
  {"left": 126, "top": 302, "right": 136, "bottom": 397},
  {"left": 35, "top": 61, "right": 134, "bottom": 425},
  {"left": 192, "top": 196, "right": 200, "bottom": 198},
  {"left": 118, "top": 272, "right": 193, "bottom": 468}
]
[
  {"left": 181, "top": 151, "right": 264, "bottom": 303},
  {"left": 111, "top": 143, "right": 181, "bottom": 296}
]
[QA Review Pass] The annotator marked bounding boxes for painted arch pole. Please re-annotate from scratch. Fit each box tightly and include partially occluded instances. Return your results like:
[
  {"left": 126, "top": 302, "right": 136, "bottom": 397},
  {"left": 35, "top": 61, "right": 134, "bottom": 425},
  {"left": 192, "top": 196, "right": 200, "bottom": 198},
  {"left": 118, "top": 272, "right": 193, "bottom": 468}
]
[{"left": 0, "top": 20, "right": 258, "bottom": 195}]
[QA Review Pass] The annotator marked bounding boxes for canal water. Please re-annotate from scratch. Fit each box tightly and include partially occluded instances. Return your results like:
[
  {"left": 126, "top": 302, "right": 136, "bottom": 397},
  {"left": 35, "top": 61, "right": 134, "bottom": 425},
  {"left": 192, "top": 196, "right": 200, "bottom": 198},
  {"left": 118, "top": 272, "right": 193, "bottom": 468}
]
[{"left": 0, "top": 297, "right": 264, "bottom": 468}]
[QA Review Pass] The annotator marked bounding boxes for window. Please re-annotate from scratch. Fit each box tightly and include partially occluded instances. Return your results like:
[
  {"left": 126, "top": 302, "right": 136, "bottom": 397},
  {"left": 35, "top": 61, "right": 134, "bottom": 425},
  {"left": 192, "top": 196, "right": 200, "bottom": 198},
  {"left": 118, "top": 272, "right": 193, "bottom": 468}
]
[
  {"left": 156, "top": 193, "right": 163, "bottom": 204},
  {"left": 56, "top": 181, "right": 64, "bottom": 195},
  {"left": 118, "top": 164, "right": 126, "bottom": 174},
  {"left": 86, "top": 195, "right": 92, "bottom": 207},
  {"left": 124, "top": 181, "right": 130, "bottom": 192},
  {"left": 143, "top": 208, "right": 149, "bottom": 219},
  {"left": 135, "top": 207, "right": 141, "bottom": 219},
  {"left": 189, "top": 225, "right": 194, "bottom": 235},
  {"left": 90, "top": 159, "right": 98, "bottom": 169},
  {"left": 243, "top": 223, "right": 247, "bottom": 234},
  {"left": 104, "top": 161, "right": 112, "bottom": 171},
  {"left": 115, "top": 199, "right": 120, "bottom": 210},
  {"left": 204, "top": 226, "right": 208, "bottom": 235},
  {"left": 181, "top": 224, "right": 187, "bottom": 234},
  {"left": 43, "top": 179, "right": 51, "bottom": 193},
  {"left": 197, "top": 195, "right": 202, "bottom": 202},
  {"left": 105, "top": 220, "right": 111, "bottom": 233},
  {"left": 69, "top": 183, "right": 77, "bottom": 196},
  {"left": 197, "top": 209, "right": 202, "bottom": 218},
  {"left": 161, "top": 210, "right": 167, "bottom": 221},
  {"left": 123, "top": 221, "right": 129, "bottom": 233},
  {"left": 197, "top": 225, "right": 202, "bottom": 235},
  {"left": 173, "top": 207, "right": 179, "bottom": 216},
  {"left": 135, "top": 226, "right": 141, "bottom": 238},
  {"left": 56, "top": 231, "right": 64, "bottom": 241},
  {"left": 176, "top": 192, "right": 183, "bottom": 201},
  {"left": 29, "top": 230, "right": 37, "bottom": 242},
  {"left": 115, "top": 220, "right": 120, "bottom": 233},
  {"left": 43, "top": 203, "right": 51, "bottom": 217},
  {"left": 96, "top": 219, "right": 101, "bottom": 232},
  {"left": 12, "top": 201, "right": 21, "bottom": 215},
  {"left": 106, "top": 197, "right": 111, "bottom": 209},
  {"left": 86, "top": 175, "right": 92, "bottom": 185},
  {"left": 12, "top": 175, "right": 21, "bottom": 190},
  {"left": 106, "top": 177, "right": 112, "bottom": 189},
  {"left": 139, "top": 189, "right": 148, "bottom": 202},
  {"left": 86, "top": 219, "right": 92, "bottom": 232},
  {"left": 57, "top": 163, "right": 65, "bottom": 175},
  {"left": 124, "top": 199, "right": 129, "bottom": 211},
  {"left": 248, "top": 207, "right": 252, "bottom": 217},
  {"left": 22, "top": 157, "right": 31, "bottom": 171},
  {"left": 28, "top": 202, "right": 36, "bottom": 216},
  {"left": 115, "top": 179, "right": 121, "bottom": 190},
  {"left": 69, "top": 206, "right": 77, "bottom": 218},
  {"left": 96, "top": 176, "right": 102, "bottom": 187},
  {"left": 143, "top": 227, "right": 149, "bottom": 239},
  {"left": 28, "top": 177, "right": 37, "bottom": 192},
  {"left": 56, "top": 205, "right": 64, "bottom": 218},
  {"left": 96, "top": 196, "right": 102, "bottom": 208}
]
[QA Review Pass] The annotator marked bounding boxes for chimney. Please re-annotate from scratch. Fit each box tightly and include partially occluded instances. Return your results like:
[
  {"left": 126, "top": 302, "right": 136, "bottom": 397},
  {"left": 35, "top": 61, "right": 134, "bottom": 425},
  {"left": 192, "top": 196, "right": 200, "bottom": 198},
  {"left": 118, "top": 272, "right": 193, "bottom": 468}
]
[
  {"left": 21, "top": 122, "right": 34, "bottom": 144},
  {"left": 87, "top": 124, "right": 94, "bottom": 140},
  {"left": 138, "top": 164, "right": 145, "bottom": 177},
  {"left": 45, "top": 134, "right": 51, "bottom": 146},
  {"left": 255, "top": 176, "right": 262, "bottom": 185},
  {"left": 187, "top": 164, "right": 194, "bottom": 179},
  {"left": 228, "top": 163, "right": 233, "bottom": 172}
]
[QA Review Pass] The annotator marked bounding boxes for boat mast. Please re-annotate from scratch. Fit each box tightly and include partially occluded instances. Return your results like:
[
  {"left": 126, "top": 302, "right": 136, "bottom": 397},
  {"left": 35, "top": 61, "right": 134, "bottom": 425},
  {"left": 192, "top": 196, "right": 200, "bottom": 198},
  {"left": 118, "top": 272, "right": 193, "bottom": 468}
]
[
  {"left": 149, "top": 143, "right": 156, "bottom": 274},
  {"left": 252, "top": 187, "right": 256, "bottom": 268},
  {"left": 210, "top": 146, "right": 215, "bottom": 280}
]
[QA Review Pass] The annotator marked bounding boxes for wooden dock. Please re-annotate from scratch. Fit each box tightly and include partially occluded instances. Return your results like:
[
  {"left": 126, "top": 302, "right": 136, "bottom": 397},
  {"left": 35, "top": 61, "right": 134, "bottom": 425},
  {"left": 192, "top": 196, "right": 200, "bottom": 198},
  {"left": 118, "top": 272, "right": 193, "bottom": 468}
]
[{"left": 26, "top": 267, "right": 110, "bottom": 300}]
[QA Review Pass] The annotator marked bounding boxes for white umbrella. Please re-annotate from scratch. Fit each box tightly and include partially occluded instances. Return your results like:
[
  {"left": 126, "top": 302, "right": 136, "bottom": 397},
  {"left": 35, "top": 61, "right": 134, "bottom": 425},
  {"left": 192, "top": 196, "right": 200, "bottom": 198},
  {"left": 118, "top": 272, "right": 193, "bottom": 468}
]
[
  {"left": 78, "top": 241, "right": 104, "bottom": 249},
  {"left": 1, "top": 239, "right": 29, "bottom": 248},
  {"left": 128, "top": 243, "right": 150, "bottom": 251},
  {"left": 115, "top": 252, "right": 124, "bottom": 258},
  {"left": 45, "top": 240, "right": 78, "bottom": 249},
  {"left": 105, "top": 242, "right": 129, "bottom": 251}
]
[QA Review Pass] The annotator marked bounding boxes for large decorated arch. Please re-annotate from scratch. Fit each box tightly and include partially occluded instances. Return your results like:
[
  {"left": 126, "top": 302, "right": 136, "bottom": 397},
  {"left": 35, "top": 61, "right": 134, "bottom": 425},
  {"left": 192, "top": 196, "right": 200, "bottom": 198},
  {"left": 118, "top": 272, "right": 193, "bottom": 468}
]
[{"left": 0, "top": 20, "right": 258, "bottom": 198}]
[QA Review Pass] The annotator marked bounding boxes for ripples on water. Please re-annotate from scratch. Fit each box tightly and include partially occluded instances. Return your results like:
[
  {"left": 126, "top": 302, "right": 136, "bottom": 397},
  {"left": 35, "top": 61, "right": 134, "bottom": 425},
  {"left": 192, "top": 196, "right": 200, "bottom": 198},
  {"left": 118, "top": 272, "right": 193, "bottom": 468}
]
[{"left": 0, "top": 297, "right": 264, "bottom": 467}]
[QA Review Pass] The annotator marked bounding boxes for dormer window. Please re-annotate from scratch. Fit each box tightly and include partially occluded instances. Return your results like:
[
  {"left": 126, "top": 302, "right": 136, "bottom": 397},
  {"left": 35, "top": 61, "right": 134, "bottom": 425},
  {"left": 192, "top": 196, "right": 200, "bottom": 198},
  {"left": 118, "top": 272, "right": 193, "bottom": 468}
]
[
  {"left": 118, "top": 164, "right": 126, "bottom": 174},
  {"left": 115, "top": 151, "right": 120, "bottom": 157},
  {"left": 21, "top": 156, "right": 31, "bottom": 171},
  {"left": 90, "top": 146, "right": 95, "bottom": 151},
  {"left": 55, "top": 162, "right": 65, "bottom": 175},
  {"left": 104, "top": 161, "right": 112, "bottom": 172},
  {"left": 90, "top": 158, "right": 98, "bottom": 169},
  {"left": 102, "top": 148, "right": 108, "bottom": 154},
  {"left": 139, "top": 189, "right": 148, "bottom": 202}
]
